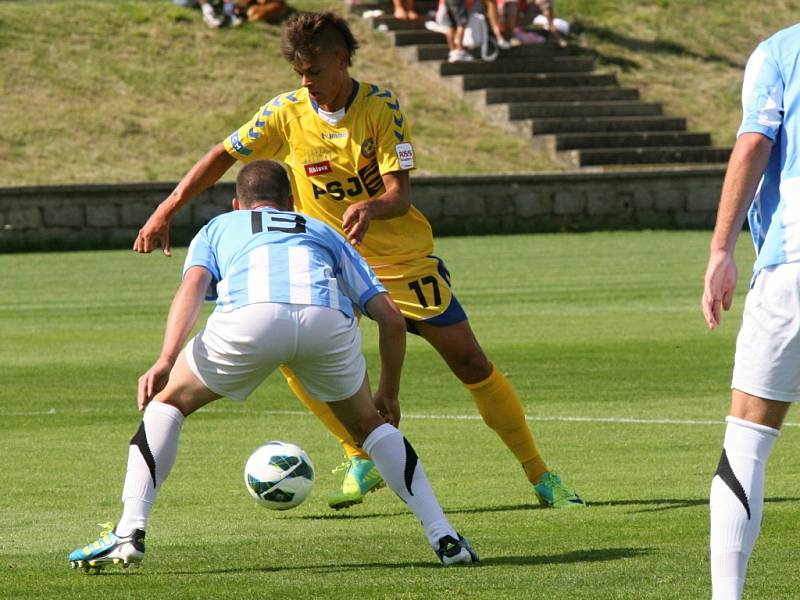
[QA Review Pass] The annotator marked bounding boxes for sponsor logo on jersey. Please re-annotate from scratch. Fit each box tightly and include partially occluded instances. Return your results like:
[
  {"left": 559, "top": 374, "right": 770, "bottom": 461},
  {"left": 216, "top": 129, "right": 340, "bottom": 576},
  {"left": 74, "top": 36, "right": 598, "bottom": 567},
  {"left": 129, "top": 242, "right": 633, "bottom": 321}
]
[
  {"left": 361, "top": 138, "right": 376, "bottom": 159},
  {"left": 229, "top": 131, "right": 252, "bottom": 156},
  {"left": 395, "top": 143, "right": 414, "bottom": 169},
  {"left": 304, "top": 161, "right": 333, "bottom": 177},
  {"left": 321, "top": 131, "right": 348, "bottom": 140}
]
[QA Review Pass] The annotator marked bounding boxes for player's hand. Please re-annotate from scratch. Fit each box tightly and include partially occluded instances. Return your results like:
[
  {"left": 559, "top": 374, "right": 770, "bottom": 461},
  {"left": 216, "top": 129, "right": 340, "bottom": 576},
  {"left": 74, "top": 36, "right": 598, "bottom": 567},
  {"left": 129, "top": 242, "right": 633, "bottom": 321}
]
[
  {"left": 342, "top": 201, "right": 371, "bottom": 246},
  {"left": 137, "top": 359, "right": 173, "bottom": 411},
  {"left": 134, "top": 208, "right": 172, "bottom": 256},
  {"left": 702, "top": 249, "right": 738, "bottom": 330},
  {"left": 374, "top": 391, "right": 400, "bottom": 427}
]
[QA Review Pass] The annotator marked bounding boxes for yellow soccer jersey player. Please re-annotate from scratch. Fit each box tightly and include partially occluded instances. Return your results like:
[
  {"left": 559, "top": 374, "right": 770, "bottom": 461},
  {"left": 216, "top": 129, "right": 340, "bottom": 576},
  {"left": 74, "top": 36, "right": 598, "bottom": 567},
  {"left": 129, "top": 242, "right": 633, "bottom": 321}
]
[
  {"left": 135, "top": 11, "right": 584, "bottom": 515},
  {"left": 223, "top": 83, "right": 433, "bottom": 267}
]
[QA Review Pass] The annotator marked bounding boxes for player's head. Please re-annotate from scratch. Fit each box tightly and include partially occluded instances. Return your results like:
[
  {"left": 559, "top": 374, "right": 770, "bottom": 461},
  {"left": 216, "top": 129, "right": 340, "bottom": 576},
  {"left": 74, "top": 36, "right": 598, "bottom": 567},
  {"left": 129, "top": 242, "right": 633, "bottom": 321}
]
[
  {"left": 281, "top": 12, "right": 359, "bottom": 106},
  {"left": 234, "top": 160, "right": 293, "bottom": 211}
]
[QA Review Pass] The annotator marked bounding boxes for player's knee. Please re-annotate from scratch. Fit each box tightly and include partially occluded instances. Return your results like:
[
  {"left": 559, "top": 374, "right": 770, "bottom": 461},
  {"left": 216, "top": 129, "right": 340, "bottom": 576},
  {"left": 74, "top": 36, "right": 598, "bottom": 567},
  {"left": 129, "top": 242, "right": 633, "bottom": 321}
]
[{"left": 452, "top": 347, "right": 492, "bottom": 382}]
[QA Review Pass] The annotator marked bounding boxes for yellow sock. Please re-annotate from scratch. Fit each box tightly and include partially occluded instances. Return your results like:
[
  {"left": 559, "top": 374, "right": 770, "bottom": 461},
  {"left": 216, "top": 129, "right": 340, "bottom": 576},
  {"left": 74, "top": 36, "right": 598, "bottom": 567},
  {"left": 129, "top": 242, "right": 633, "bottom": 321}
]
[
  {"left": 465, "top": 365, "right": 549, "bottom": 484},
  {"left": 280, "top": 366, "right": 369, "bottom": 461}
]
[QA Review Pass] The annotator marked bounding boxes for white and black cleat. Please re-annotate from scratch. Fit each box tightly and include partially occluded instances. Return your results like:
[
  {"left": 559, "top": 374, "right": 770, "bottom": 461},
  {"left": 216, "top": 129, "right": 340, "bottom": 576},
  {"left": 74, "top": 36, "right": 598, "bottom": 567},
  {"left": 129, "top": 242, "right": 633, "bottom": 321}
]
[{"left": 434, "top": 533, "right": 480, "bottom": 566}]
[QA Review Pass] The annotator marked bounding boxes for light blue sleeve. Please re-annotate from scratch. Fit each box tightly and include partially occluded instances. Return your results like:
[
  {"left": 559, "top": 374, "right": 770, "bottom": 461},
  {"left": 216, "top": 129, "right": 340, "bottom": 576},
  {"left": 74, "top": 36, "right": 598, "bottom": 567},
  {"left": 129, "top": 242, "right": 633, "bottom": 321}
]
[
  {"left": 183, "top": 226, "right": 220, "bottom": 301},
  {"left": 738, "top": 43, "right": 784, "bottom": 140},
  {"left": 327, "top": 231, "right": 387, "bottom": 316}
]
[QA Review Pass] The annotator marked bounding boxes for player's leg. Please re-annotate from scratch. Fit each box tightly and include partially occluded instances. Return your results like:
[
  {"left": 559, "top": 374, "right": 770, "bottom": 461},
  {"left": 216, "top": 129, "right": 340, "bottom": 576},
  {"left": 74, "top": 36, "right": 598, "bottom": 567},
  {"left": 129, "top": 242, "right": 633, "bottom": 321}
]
[
  {"left": 69, "top": 303, "right": 286, "bottom": 572},
  {"left": 281, "top": 365, "right": 384, "bottom": 510},
  {"left": 710, "top": 391, "right": 788, "bottom": 600},
  {"left": 327, "top": 377, "right": 478, "bottom": 565},
  {"left": 710, "top": 263, "right": 799, "bottom": 599},
  {"left": 414, "top": 317, "right": 584, "bottom": 507},
  {"left": 68, "top": 351, "right": 221, "bottom": 572}
]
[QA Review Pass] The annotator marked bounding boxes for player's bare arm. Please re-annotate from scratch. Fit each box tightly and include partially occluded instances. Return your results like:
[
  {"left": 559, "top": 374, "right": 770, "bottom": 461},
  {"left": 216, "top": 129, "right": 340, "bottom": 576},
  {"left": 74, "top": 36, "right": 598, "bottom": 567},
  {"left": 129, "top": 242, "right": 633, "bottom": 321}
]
[
  {"left": 134, "top": 144, "right": 236, "bottom": 256},
  {"left": 137, "top": 266, "right": 212, "bottom": 410},
  {"left": 364, "top": 292, "right": 406, "bottom": 426},
  {"left": 342, "top": 170, "right": 411, "bottom": 246},
  {"left": 702, "top": 132, "right": 773, "bottom": 330}
]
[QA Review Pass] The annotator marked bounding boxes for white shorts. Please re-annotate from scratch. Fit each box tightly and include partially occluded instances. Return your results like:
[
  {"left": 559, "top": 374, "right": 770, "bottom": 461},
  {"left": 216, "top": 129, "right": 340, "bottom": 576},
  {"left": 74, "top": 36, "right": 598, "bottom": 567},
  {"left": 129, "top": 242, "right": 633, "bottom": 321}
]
[
  {"left": 184, "top": 303, "right": 366, "bottom": 402},
  {"left": 732, "top": 262, "right": 800, "bottom": 402}
]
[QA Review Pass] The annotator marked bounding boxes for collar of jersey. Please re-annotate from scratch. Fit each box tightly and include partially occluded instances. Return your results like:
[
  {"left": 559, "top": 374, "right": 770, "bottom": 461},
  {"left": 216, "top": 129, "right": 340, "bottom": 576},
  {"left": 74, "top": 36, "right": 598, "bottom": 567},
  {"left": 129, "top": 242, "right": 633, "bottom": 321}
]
[{"left": 309, "top": 79, "right": 360, "bottom": 119}]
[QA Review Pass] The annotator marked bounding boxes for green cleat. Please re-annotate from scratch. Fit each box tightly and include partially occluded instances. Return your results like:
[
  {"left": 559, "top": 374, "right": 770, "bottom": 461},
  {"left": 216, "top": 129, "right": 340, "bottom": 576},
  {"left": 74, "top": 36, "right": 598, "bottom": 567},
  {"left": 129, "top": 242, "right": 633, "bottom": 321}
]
[
  {"left": 533, "top": 471, "right": 586, "bottom": 508},
  {"left": 327, "top": 457, "right": 386, "bottom": 510}
]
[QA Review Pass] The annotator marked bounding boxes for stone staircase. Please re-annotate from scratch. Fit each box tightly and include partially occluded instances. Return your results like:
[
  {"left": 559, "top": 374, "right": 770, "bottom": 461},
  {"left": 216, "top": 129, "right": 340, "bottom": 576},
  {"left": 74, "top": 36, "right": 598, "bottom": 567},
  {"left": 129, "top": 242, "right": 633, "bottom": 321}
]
[{"left": 350, "top": 0, "right": 731, "bottom": 168}]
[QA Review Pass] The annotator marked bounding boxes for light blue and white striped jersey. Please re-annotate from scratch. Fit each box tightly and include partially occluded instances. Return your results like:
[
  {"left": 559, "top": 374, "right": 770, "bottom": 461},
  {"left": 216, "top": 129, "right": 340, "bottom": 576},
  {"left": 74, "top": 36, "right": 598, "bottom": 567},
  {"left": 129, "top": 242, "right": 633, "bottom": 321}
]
[
  {"left": 183, "top": 207, "right": 386, "bottom": 318},
  {"left": 740, "top": 23, "right": 800, "bottom": 280}
]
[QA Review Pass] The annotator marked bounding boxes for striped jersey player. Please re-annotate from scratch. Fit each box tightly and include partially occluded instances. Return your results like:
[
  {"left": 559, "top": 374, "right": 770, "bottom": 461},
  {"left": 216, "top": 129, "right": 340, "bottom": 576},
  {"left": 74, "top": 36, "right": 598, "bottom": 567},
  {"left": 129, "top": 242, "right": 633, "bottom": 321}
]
[{"left": 134, "top": 11, "right": 584, "bottom": 512}]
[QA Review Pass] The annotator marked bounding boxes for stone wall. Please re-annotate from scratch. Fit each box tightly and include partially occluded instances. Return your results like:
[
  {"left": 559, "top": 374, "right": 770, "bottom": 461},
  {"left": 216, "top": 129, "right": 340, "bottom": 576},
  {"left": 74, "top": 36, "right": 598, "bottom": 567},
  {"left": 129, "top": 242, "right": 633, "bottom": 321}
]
[{"left": 0, "top": 166, "right": 725, "bottom": 251}]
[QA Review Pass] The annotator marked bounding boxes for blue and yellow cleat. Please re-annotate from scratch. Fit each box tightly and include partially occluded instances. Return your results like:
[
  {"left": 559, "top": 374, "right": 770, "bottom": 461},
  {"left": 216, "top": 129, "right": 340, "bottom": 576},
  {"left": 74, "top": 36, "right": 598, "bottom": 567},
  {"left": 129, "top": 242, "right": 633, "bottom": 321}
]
[
  {"left": 327, "top": 457, "right": 386, "bottom": 510},
  {"left": 434, "top": 533, "right": 480, "bottom": 566},
  {"left": 68, "top": 523, "right": 145, "bottom": 573},
  {"left": 533, "top": 471, "right": 586, "bottom": 508}
]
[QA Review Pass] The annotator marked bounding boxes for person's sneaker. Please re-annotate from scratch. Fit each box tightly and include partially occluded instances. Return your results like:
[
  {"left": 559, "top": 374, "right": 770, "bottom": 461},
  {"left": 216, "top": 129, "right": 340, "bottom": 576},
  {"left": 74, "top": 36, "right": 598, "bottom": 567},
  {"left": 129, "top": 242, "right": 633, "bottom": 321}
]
[
  {"left": 434, "top": 533, "right": 479, "bottom": 566},
  {"left": 448, "top": 48, "right": 475, "bottom": 63},
  {"left": 496, "top": 36, "right": 512, "bottom": 50},
  {"left": 327, "top": 457, "right": 386, "bottom": 510},
  {"left": 533, "top": 471, "right": 586, "bottom": 508},
  {"left": 201, "top": 3, "right": 224, "bottom": 28},
  {"left": 68, "top": 523, "right": 145, "bottom": 572}
]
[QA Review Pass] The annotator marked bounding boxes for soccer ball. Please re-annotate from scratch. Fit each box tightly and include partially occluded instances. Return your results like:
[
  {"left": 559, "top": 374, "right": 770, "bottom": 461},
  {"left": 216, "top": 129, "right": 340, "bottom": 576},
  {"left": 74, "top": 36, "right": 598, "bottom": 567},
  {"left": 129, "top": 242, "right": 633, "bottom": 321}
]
[{"left": 243, "top": 441, "right": 315, "bottom": 510}]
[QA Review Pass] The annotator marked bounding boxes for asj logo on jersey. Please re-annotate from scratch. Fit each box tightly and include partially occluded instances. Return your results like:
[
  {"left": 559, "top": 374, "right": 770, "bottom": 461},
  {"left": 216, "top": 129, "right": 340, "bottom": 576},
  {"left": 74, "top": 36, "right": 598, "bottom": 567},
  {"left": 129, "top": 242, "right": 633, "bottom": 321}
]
[
  {"left": 304, "top": 161, "right": 333, "bottom": 177},
  {"left": 395, "top": 143, "right": 414, "bottom": 169},
  {"left": 361, "top": 138, "right": 376, "bottom": 159}
]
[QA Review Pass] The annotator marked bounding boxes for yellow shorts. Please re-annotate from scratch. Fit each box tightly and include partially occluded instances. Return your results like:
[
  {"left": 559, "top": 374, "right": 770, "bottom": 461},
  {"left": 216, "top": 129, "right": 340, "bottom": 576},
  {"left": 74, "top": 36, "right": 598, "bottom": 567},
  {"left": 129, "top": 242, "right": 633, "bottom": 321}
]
[{"left": 371, "top": 256, "right": 468, "bottom": 326}]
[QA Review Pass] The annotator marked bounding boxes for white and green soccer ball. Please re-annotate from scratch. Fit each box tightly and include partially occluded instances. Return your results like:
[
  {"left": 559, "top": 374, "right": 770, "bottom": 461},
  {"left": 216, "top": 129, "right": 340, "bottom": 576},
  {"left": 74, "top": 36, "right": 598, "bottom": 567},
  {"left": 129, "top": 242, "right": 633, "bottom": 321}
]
[{"left": 244, "top": 441, "right": 315, "bottom": 510}]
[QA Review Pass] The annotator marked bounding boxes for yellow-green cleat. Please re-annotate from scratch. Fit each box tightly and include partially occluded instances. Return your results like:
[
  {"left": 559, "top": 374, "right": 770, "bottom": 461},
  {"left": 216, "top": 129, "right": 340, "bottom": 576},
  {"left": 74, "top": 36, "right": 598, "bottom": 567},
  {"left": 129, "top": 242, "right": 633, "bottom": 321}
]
[
  {"left": 327, "top": 457, "right": 386, "bottom": 510},
  {"left": 533, "top": 471, "right": 586, "bottom": 508}
]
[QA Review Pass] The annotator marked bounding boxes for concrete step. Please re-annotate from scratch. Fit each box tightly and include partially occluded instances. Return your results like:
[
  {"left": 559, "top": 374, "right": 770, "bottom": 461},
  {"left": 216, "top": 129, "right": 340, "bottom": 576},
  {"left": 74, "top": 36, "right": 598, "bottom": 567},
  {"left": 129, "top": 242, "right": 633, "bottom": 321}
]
[
  {"left": 530, "top": 116, "right": 687, "bottom": 135},
  {"left": 462, "top": 72, "right": 617, "bottom": 90},
  {"left": 391, "top": 30, "right": 447, "bottom": 46},
  {"left": 413, "top": 43, "right": 559, "bottom": 62},
  {"left": 350, "top": 0, "right": 438, "bottom": 15},
  {"left": 440, "top": 56, "right": 595, "bottom": 76},
  {"left": 554, "top": 131, "right": 712, "bottom": 150},
  {"left": 509, "top": 101, "right": 663, "bottom": 120},
  {"left": 369, "top": 15, "right": 430, "bottom": 30},
  {"left": 482, "top": 86, "right": 639, "bottom": 104},
  {"left": 570, "top": 146, "right": 732, "bottom": 167}
]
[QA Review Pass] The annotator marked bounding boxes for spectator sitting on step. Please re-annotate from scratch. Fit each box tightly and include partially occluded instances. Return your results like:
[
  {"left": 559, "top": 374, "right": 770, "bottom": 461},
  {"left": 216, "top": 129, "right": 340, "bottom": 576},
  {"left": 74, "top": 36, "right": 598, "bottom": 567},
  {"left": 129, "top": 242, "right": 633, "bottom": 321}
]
[
  {"left": 432, "top": 0, "right": 474, "bottom": 63},
  {"left": 173, "top": 0, "right": 242, "bottom": 28},
  {"left": 481, "top": 0, "right": 511, "bottom": 50},
  {"left": 529, "top": 0, "right": 567, "bottom": 47},
  {"left": 393, "top": 0, "right": 420, "bottom": 20},
  {"left": 239, "top": 0, "right": 289, "bottom": 23}
]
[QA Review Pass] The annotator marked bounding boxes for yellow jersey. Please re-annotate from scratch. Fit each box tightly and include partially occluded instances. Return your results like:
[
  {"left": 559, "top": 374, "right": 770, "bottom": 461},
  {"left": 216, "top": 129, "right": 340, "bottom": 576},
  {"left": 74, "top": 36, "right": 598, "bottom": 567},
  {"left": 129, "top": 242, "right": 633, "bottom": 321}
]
[{"left": 223, "top": 81, "right": 434, "bottom": 266}]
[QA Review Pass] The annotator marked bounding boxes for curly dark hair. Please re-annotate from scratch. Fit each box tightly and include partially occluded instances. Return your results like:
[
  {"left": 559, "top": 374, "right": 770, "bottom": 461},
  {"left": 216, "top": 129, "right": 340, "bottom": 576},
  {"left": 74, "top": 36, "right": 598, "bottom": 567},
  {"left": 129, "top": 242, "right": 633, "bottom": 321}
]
[{"left": 280, "top": 12, "right": 360, "bottom": 66}]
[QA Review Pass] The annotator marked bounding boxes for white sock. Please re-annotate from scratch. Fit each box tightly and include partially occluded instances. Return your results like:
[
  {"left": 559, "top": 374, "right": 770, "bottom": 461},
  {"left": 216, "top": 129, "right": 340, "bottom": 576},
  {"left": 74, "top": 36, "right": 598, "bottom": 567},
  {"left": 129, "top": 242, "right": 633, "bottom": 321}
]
[
  {"left": 710, "top": 416, "right": 779, "bottom": 600},
  {"left": 362, "top": 423, "right": 457, "bottom": 547},
  {"left": 117, "top": 402, "right": 185, "bottom": 536}
]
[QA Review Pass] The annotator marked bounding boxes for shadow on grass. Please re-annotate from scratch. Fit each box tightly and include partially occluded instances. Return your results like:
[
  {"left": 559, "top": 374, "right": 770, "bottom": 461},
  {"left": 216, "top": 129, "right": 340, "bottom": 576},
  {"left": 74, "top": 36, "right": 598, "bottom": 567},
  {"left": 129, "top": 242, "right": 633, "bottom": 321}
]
[
  {"left": 589, "top": 496, "right": 800, "bottom": 513},
  {"left": 570, "top": 21, "right": 745, "bottom": 72},
  {"left": 284, "top": 503, "right": 540, "bottom": 521},
  {"left": 164, "top": 547, "right": 651, "bottom": 575}
]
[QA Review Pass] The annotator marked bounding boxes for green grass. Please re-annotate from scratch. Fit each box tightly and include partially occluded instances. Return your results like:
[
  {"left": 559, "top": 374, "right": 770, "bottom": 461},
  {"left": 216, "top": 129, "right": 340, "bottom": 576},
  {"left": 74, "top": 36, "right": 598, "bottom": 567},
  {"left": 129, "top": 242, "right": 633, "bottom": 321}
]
[
  {"left": 561, "top": 0, "right": 800, "bottom": 147},
  {"left": 4, "top": 1, "right": 798, "bottom": 186},
  {"left": 2, "top": 232, "right": 799, "bottom": 599},
  {"left": 0, "top": 0, "right": 557, "bottom": 187}
]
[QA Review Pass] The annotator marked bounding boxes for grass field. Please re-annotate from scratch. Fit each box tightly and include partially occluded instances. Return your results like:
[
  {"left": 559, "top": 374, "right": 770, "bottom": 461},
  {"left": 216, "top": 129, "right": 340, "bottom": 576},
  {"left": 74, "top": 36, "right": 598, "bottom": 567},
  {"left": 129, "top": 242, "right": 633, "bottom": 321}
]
[
  {"left": 2, "top": 232, "right": 799, "bottom": 599},
  {"left": 3, "top": 1, "right": 800, "bottom": 186}
]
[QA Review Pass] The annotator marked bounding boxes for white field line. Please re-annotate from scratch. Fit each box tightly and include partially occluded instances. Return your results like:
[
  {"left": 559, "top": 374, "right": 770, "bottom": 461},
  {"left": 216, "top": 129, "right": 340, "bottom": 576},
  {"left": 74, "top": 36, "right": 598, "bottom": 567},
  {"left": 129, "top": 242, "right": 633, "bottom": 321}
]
[{"left": 2, "top": 407, "right": 799, "bottom": 428}]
